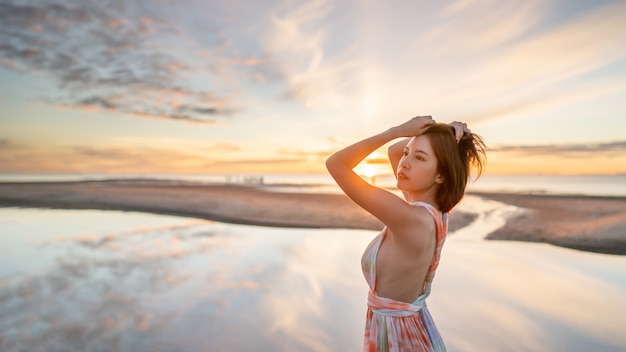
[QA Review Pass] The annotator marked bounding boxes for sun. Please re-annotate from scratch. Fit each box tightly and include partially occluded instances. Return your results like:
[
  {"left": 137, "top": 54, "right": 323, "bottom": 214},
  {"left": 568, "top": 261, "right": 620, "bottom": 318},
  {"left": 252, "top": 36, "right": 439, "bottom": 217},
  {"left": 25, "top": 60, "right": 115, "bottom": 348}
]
[
  {"left": 354, "top": 154, "right": 390, "bottom": 183},
  {"left": 360, "top": 164, "right": 378, "bottom": 179}
]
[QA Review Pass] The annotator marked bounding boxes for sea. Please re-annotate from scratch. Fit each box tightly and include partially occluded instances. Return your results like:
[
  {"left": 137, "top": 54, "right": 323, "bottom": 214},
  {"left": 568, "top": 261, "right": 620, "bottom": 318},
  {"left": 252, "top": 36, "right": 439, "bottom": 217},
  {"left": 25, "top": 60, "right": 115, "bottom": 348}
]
[
  {"left": 1, "top": 173, "right": 626, "bottom": 197},
  {"left": 1, "top": 173, "right": 626, "bottom": 351}
]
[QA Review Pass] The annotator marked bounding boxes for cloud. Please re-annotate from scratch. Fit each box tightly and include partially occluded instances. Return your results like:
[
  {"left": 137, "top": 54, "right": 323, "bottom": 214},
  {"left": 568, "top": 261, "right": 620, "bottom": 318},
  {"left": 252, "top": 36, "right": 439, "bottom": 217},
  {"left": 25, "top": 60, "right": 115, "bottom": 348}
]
[
  {"left": 0, "top": 138, "right": 336, "bottom": 174},
  {"left": 0, "top": 138, "right": 27, "bottom": 151},
  {"left": 428, "top": 1, "right": 626, "bottom": 122},
  {"left": 54, "top": 95, "right": 230, "bottom": 125},
  {"left": 266, "top": 0, "right": 363, "bottom": 108},
  {"left": 0, "top": 142, "right": 212, "bottom": 173},
  {"left": 426, "top": 0, "right": 544, "bottom": 53},
  {"left": 281, "top": 0, "right": 626, "bottom": 126},
  {"left": 0, "top": 0, "right": 265, "bottom": 123},
  {"left": 77, "top": 96, "right": 117, "bottom": 110},
  {"left": 200, "top": 142, "right": 243, "bottom": 153},
  {"left": 213, "top": 158, "right": 303, "bottom": 165},
  {"left": 485, "top": 140, "right": 626, "bottom": 174},
  {"left": 0, "top": 138, "right": 13, "bottom": 148},
  {"left": 0, "top": 139, "right": 325, "bottom": 174},
  {"left": 491, "top": 141, "right": 626, "bottom": 156},
  {"left": 469, "top": 138, "right": 626, "bottom": 174}
]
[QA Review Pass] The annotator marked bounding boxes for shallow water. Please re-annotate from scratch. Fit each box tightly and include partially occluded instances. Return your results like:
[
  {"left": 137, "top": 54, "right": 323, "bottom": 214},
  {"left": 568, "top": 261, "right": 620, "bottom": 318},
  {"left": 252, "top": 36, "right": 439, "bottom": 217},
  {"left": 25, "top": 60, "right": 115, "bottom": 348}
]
[{"left": 1, "top": 205, "right": 625, "bottom": 352}]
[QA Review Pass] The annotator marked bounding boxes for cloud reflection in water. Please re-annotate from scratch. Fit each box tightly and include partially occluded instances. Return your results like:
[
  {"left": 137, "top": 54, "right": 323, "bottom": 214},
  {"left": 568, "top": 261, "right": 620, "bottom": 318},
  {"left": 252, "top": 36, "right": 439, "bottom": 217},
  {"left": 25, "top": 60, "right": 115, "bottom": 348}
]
[
  {"left": 1, "top": 207, "right": 626, "bottom": 351},
  {"left": 0, "top": 209, "right": 371, "bottom": 351}
]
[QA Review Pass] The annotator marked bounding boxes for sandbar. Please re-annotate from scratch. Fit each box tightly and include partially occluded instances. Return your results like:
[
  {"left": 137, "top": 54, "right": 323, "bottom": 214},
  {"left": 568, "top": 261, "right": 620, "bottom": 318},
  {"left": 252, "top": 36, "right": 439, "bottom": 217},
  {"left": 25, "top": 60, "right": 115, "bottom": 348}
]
[
  {"left": 474, "top": 192, "right": 626, "bottom": 255},
  {"left": 0, "top": 180, "right": 624, "bottom": 254}
]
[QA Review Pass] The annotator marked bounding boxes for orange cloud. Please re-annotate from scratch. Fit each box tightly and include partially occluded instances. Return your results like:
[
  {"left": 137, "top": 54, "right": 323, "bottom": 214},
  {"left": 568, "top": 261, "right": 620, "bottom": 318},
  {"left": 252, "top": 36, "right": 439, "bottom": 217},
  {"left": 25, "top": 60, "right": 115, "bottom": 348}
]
[
  {"left": 0, "top": 140, "right": 326, "bottom": 174},
  {"left": 487, "top": 143, "right": 626, "bottom": 175},
  {"left": 2, "top": 138, "right": 624, "bottom": 175}
]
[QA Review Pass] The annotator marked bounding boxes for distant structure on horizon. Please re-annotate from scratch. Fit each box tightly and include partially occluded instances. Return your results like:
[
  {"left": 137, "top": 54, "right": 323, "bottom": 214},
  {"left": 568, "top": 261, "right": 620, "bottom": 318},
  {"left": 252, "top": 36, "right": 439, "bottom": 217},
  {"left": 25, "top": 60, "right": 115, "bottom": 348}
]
[{"left": 225, "top": 175, "right": 264, "bottom": 185}]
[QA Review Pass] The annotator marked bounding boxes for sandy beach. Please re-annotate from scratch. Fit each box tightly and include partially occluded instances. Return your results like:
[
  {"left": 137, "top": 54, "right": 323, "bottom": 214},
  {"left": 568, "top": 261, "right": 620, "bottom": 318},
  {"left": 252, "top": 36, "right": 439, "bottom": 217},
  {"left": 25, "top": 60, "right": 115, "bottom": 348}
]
[
  {"left": 0, "top": 180, "right": 625, "bottom": 254},
  {"left": 475, "top": 192, "right": 626, "bottom": 255}
]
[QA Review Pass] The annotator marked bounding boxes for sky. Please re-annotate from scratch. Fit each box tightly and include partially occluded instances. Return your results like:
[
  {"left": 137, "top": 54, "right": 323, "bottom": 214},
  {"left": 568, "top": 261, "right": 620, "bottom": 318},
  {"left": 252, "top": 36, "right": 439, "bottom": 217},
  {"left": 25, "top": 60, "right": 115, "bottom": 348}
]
[{"left": 0, "top": 0, "right": 625, "bottom": 176}]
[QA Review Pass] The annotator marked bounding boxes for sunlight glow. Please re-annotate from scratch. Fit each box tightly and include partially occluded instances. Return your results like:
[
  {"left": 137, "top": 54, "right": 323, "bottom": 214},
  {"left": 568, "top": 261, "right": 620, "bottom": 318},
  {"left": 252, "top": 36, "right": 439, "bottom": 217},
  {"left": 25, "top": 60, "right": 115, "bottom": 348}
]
[{"left": 358, "top": 164, "right": 378, "bottom": 179}]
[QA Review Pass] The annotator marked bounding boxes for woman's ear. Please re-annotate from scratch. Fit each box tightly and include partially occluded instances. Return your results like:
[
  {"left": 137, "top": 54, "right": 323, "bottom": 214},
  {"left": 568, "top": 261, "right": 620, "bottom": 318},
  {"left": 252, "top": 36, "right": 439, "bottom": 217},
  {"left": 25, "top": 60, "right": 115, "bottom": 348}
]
[{"left": 435, "top": 175, "right": 444, "bottom": 184}]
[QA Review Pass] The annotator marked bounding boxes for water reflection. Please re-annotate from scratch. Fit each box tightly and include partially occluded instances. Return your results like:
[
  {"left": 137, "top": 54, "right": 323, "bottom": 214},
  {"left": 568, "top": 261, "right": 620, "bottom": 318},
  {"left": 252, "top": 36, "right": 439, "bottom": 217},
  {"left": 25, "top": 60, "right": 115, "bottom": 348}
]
[
  {"left": 0, "top": 208, "right": 371, "bottom": 351},
  {"left": 449, "top": 195, "right": 522, "bottom": 242},
  {"left": 1, "top": 207, "right": 626, "bottom": 351},
  {"left": 431, "top": 242, "right": 626, "bottom": 351}
]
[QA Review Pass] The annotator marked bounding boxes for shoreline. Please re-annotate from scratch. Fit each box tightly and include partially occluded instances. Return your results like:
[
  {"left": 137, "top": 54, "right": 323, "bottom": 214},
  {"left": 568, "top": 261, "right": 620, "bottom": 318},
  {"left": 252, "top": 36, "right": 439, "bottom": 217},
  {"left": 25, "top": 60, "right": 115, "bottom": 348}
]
[
  {"left": 1, "top": 180, "right": 625, "bottom": 255},
  {"left": 472, "top": 192, "right": 626, "bottom": 255},
  {"left": 0, "top": 179, "right": 386, "bottom": 230}
]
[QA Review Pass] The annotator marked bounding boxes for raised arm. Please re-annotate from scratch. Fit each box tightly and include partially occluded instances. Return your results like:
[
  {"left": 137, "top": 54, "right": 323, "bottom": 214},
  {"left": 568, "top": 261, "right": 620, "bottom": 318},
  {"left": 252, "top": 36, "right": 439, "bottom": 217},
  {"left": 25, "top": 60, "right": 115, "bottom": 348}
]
[
  {"left": 325, "top": 116, "right": 434, "bottom": 231},
  {"left": 388, "top": 138, "right": 410, "bottom": 200},
  {"left": 388, "top": 138, "right": 409, "bottom": 178}
]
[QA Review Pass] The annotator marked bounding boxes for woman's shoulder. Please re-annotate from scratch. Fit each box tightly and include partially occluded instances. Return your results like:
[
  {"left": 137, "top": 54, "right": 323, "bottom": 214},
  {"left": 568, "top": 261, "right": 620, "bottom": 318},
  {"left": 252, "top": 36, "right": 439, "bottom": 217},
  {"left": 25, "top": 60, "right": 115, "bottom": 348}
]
[
  {"left": 387, "top": 203, "right": 437, "bottom": 251},
  {"left": 382, "top": 199, "right": 438, "bottom": 238},
  {"left": 410, "top": 200, "right": 435, "bottom": 208},
  {"left": 394, "top": 202, "right": 437, "bottom": 232},
  {"left": 409, "top": 201, "right": 446, "bottom": 223},
  {"left": 409, "top": 201, "right": 439, "bottom": 214}
]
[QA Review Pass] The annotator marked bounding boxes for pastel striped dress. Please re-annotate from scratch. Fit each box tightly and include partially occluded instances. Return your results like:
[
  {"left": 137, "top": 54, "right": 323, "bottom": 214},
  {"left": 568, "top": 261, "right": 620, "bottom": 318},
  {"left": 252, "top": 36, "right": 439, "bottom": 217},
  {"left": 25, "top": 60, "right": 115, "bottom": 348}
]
[{"left": 361, "top": 202, "right": 448, "bottom": 352}]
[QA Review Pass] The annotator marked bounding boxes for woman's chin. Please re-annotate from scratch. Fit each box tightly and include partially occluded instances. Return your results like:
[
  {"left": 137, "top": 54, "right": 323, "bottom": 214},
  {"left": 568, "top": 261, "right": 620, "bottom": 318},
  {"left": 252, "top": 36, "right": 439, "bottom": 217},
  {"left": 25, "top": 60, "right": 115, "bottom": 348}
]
[{"left": 396, "top": 180, "right": 409, "bottom": 190}]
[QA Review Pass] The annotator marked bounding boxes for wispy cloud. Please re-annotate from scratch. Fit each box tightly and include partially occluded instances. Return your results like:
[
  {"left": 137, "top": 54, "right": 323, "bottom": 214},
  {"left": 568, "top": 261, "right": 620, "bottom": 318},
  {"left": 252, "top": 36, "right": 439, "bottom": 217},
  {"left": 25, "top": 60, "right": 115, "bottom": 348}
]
[
  {"left": 487, "top": 140, "right": 626, "bottom": 174},
  {"left": 266, "top": 0, "right": 362, "bottom": 108},
  {"left": 214, "top": 158, "right": 302, "bottom": 165},
  {"left": 426, "top": 0, "right": 544, "bottom": 53},
  {"left": 0, "top": 142, "right": 209, "bottom": 173},
  {"left": 0, "top": 138, "right": 12, "bottom": 148},
  {"left": 427, "top": 1, "right": 626, "bottom": 123},
  {"left": 0, "top": 140, "right": 325, "bottom": 173},
  {"left": 54, "top": 96, "right": 225, "bottom": 125},
  {"left": 274, "top": 0, "right": 626, "bottom": 126},
  {"left": 491, "top": 141, "right": 626, "bottom": 155},
  {"left": 0, "top": 0, "right": 265, "bottom": 123}
]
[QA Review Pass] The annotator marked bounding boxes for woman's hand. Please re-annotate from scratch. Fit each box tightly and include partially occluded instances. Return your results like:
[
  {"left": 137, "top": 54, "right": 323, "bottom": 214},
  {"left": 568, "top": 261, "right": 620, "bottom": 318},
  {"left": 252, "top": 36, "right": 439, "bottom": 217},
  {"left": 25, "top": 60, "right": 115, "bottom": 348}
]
[
  {"left": 394, "top": 116, "right": 436, "bottom": 137},
  {"left": 448, "top": 121, "right": 470, "bottom": 143}
]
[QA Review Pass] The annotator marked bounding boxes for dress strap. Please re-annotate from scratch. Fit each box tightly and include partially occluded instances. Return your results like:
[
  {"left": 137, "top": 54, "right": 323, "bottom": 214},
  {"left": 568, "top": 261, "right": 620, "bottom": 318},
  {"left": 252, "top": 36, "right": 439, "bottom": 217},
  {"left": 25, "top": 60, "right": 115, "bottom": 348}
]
[{"left": 410, "top": 201, "right": 448, "bottom": 294}]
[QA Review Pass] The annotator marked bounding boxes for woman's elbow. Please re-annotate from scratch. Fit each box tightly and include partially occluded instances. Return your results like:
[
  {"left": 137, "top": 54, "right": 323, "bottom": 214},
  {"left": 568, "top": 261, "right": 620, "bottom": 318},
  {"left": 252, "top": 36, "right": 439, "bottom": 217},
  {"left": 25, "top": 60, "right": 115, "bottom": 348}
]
[
  {"left": 325, "top": 155, "right": 337, "bottom": 174},
  {"left": 326, "top": 154, "right": 346, "bottom": 178}
]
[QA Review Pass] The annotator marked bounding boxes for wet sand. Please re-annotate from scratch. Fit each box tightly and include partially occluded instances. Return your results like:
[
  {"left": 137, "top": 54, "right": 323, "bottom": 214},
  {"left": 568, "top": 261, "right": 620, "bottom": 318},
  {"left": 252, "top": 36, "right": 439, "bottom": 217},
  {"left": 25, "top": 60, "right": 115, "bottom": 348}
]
[
  {"left": 474, "top": 192, "right": 626, "bottom": 255},
  {"left": 0, "top": 180, "right": 473, "bottom": 232},
  {"left": 0, "top": 180, "right": 382, "bottom": 230},
  {"left": 0, "top": 180, "right": 625, "bottom": 254}
]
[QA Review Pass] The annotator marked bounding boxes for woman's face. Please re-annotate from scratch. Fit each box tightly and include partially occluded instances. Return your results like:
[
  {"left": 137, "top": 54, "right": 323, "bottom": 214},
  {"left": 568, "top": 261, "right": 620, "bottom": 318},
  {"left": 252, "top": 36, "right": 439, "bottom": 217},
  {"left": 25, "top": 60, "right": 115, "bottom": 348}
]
[{"left": 396, "top": 135, "right": 441, "bottom": 193}]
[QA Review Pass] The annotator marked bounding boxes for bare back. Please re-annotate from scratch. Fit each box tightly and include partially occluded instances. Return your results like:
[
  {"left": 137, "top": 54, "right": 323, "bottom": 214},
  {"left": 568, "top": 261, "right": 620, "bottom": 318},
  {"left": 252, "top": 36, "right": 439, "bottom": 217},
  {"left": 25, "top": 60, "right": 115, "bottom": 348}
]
[{"left": 374, "top": 217, "right": 437, "bottom": 303}]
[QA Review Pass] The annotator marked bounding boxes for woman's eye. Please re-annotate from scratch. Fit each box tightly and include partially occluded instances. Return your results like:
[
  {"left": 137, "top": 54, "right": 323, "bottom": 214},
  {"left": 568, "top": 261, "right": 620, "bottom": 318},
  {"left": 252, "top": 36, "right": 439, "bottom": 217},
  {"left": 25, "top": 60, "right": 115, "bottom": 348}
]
[{"left": 402, "top": 151, "right": 408, "bottom": 156}]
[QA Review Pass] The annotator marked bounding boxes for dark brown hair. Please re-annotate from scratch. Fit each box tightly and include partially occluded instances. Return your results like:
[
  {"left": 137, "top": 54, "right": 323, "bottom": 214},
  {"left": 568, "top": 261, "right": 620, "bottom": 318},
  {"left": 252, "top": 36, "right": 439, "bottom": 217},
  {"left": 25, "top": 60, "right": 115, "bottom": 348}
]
[{"left": 422, "top": 123, "right": 486, "bottom": 213}]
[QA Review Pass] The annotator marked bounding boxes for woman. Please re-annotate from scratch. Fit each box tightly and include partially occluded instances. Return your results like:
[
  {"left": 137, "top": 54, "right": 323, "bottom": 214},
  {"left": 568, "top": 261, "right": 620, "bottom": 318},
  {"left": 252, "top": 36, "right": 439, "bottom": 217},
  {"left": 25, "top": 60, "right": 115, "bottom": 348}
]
[{"left": 326, "top": 116, "right": 486, "bottom": 351}]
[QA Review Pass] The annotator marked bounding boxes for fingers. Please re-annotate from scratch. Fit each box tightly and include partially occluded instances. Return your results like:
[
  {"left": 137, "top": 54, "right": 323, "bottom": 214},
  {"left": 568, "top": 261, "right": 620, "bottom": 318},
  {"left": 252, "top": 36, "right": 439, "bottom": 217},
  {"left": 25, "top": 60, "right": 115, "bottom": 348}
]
[
  {"left": 416, "top": 115, "right": 436, "bottom": 127},
  {"left": 412, "top": 115, "right": 434, "bottom": 122},
  {"left": 462, "top": 122, "right": 471, "bottom": 135},
  {"left": 407, "top": 115, "right": 436, "bottom": 129},
  {"left": 449, "top": 121, "right": 470, "bottom": 143},
  {"left": 449, "top": 121, "right": 462, "bottom": 142}
]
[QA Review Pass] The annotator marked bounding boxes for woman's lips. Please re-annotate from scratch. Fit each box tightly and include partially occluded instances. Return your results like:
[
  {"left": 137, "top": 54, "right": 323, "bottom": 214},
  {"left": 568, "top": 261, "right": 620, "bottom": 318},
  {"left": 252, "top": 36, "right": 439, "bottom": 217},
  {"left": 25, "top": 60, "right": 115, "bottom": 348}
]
[{"left": 397, "top": 171, "right": 408, "bottom": 180}]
